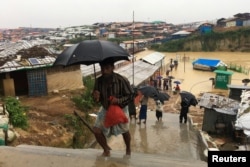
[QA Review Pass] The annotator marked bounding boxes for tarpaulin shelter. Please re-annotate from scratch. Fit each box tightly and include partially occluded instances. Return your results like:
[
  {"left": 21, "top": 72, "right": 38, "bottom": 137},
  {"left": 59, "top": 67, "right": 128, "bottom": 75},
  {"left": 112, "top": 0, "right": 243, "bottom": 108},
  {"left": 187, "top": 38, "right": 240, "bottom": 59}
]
[{"left": 192, "top": 58, "right": 227, "bottom": 71}]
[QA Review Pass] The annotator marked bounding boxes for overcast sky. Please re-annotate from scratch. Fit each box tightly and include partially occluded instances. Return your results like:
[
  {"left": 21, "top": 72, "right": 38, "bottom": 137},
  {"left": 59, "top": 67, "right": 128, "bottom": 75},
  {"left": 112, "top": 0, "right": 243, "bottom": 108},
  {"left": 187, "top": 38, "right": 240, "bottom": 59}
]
[{"left": 0, "top": 0, "right": 249, "bottom": 28}]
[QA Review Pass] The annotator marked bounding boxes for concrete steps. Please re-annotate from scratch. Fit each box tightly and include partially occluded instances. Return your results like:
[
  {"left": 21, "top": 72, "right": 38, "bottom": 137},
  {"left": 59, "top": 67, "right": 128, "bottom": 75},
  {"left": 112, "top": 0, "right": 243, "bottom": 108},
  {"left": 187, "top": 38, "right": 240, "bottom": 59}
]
[{"left": 0, "top": 145, "right": 206, "bottom": 167}]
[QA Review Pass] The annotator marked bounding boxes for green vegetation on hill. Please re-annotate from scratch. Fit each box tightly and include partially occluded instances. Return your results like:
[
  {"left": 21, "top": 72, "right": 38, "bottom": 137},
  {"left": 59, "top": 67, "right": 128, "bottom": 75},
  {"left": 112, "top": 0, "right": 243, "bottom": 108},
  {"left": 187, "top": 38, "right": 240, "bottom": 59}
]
[{"left": 152, "top": 27, "right": 250, "bottom": 52}]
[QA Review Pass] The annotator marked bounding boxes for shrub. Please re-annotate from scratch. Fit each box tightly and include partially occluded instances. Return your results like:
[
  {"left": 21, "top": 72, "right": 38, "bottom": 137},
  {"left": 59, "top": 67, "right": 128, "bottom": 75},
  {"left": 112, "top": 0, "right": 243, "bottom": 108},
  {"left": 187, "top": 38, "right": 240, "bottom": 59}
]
[
  {"left": 71, "top": 76, "right": 98, "bottom": 111},
  {"left": 4, "top": 96, "right": 28, "bottom": 129}
]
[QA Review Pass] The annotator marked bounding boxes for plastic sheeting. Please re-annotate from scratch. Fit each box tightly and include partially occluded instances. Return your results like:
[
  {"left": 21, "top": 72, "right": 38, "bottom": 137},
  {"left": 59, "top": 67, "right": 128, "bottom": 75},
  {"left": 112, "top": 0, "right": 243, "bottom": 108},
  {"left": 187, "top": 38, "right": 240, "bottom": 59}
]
[{"left": 192, "top": 58, "right": 221, "bottom": 67}]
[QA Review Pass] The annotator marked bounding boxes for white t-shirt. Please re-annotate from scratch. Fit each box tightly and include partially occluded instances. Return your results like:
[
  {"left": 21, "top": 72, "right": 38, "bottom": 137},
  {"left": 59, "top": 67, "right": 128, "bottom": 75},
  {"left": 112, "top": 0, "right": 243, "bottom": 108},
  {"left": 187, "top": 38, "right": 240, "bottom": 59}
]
[{"left": 155, "top": 100, "right": 163, "bottom": 112}]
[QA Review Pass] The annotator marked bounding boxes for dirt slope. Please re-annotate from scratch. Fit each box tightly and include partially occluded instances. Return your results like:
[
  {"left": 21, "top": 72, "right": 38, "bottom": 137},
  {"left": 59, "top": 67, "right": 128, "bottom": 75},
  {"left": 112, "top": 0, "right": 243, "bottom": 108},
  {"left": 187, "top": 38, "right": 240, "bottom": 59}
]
[{"left": 9, "top": 90, "right": 82, "bottom": 147}]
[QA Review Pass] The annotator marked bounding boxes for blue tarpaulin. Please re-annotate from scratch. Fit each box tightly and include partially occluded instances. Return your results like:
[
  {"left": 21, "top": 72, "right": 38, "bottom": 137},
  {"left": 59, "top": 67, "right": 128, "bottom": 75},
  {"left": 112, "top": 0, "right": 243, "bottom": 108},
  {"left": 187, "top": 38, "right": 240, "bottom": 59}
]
[{"left": 192, "top": 59, "right": 220, "bottom": 67}]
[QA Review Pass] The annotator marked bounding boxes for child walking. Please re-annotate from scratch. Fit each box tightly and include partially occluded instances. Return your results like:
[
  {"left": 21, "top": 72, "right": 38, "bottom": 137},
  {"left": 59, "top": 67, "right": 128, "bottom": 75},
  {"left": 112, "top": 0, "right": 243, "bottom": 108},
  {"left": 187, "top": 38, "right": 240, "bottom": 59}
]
[{"left": 155, "top": 100, "right": 163, "bottom": 121}]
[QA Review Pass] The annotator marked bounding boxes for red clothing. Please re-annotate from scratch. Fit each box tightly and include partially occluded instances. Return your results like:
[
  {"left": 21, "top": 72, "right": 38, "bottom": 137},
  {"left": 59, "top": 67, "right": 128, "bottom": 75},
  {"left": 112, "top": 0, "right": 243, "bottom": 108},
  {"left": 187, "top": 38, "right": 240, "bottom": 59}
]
[{"left": 175, "top": 85, "right": 180, "bottom": 91}]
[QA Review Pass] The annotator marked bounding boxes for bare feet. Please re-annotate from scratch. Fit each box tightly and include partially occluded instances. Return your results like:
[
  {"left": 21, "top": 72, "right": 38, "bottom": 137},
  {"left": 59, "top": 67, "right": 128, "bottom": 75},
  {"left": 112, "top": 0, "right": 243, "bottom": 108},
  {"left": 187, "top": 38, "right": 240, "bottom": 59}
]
[
  {"left": 123, "top": 154, "right": 131, "bottom": 159},
  {"left": 107, "top": 146, "right": 112, "bottom": 150},
  {"left": 126, "top": 149, "right": 131, "bottom": 156},
  {"left": 101, "top": 150, "right": 111, "bottom": 157}
]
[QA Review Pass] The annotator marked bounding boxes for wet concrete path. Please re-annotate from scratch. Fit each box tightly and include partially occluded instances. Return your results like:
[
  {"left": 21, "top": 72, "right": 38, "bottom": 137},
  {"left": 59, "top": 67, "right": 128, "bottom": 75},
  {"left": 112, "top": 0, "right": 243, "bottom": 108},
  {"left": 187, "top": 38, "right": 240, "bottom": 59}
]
[{"left": 107, "top": 111, "right": 202, "bottom": 161}]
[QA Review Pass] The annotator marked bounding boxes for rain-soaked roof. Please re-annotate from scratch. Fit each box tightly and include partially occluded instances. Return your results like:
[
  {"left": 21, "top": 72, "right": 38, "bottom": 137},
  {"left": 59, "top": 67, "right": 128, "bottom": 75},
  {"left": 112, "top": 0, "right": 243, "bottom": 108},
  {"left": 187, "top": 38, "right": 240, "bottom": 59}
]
[
  {"left": 227, "top": 84, "right": 250, "bottom": 89},
  {"left": 0, "top": 40, "right": 52, "bottom": 58},
  {"left": 0, "top": 56, "right": 56, "bottom": 73},
  {"left": 81, "top": 60, "right": 159, "bottom": 86},
  {"left": 115, "top": 61, "right": 159, "bottom": 86},
  {"left": 81, "top": 63, "right": 100, "bottom": 76},
  {"left": 198, "top": 92, "right": 239, "bottom": 115},
  {"left": 0, "top": 40, "right": 58, "bottom": 73},
  {"left": 140, "top": 52, "right": 165, "bottom": 65},
  {"left": 80, "top": 59, "right": 129, "bottom": 77}
]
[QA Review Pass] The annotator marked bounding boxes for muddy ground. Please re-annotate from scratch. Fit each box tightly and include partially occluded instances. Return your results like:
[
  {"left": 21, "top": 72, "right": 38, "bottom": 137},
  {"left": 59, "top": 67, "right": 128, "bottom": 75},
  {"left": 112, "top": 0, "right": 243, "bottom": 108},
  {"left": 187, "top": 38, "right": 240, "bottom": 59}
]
[{"left": 8, "top": 89, "right": 85, "bottom": 147}]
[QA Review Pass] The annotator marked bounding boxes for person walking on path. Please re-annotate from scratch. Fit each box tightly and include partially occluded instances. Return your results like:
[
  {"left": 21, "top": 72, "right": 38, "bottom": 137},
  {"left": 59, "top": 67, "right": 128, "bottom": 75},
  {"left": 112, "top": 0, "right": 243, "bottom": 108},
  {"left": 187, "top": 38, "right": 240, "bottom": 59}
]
[
  {"left": 128, "top": 97, "right": 137, "bottom": 121},
  {"left": 210, "top": 78, "right": 215, "bottom": 88},
  {"left": 158, "top": 78, "right": 162, "bottom": 90},
  {"left": 174, "top": 84, "right": 180, "bottom": 94},
  {"left": 179, "top": 101, "right": 189, "bottom": 124},
  {"left": 153, "top": 79, "right": 157, "bottom": 88},
  {"left": 128, "top": 86, "right": 138, "bottom": 121},
  {"left": 170, "top": 63, "right": 174, "bottom": 71},
  {"left": 163, "top": 79, "right": 169, "bottom": 90},
  {"left": 166, "top": 69, "right": 170, "bottom": 77},
  {"left": 155, "top": 100, "right": 163, "bottom": 121},
  {"left": 137, "top": 95, "right": 149, "bottom": 124},
  {"left": 92, "top": 58, "right": 134, "bottom": 157},
  {"left": 174, "top": 60, "right": 178, "bottom": 70},
  {"left": 168, "top": 78, "right": 172, "bottom": 90}
]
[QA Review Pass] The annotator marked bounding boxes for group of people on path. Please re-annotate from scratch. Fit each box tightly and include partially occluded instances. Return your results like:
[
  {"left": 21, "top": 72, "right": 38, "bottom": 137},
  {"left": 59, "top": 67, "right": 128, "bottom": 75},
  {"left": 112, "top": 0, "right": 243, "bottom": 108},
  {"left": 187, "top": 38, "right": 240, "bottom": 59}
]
[
  {"left": 91, "top": 57, "right": 190, "bottom": 158},
  {"left": 129, "top": 56, "right": 183, "bottom": 124},
  {"left": 128, "top": 91, "right": 163, "bottom": 124}
]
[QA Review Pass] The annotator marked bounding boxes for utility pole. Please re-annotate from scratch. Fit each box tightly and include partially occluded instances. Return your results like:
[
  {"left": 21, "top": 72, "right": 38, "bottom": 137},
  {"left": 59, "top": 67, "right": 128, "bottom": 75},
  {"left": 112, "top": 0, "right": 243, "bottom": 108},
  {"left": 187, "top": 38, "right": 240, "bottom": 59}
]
[
  {"left": 132, "top": 11, "right": 135, "bottom": 86},
  {"left": 184, "top": 53, "right": 186, "bottom": 73}
]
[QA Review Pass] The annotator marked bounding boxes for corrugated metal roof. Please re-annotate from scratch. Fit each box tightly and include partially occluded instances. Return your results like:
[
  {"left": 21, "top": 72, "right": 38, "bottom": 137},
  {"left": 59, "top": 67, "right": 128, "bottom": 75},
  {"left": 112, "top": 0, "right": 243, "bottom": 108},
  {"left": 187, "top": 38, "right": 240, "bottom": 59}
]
[
  {"left": 198, "top": 92, "right": 239, "bottom": 115},
  {"left": 115, "top": 61, "right": 159, "bottom": 86},
  {"left": 227, "top": 84, "right": 250, "bottom": 89},
  {"left": 81, "top": 60, "right": 159, "bottom": 86},
  {"left": 172, "top": 30, "right": 191, "bottom": 35},
  {"left": 140, "top": 52, "right": 165, "bottom": 65},
  {"left": 0, "top": 40, "right": 52, "bottom": 58},
  {"left": 81, "top": 63, "right": 100, "bottom": 76},
  {"left": 0, "top": 56, "right": 55, "bottom": 73},
  {"left": 80, "top": 60, "right": 129, "bottom": 77}
]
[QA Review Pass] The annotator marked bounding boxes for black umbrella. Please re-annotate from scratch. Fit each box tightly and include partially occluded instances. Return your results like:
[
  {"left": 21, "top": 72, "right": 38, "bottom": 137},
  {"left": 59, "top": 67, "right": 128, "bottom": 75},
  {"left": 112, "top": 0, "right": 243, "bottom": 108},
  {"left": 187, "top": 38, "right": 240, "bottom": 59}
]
[
  {"left": 156, "top": 75, "right": 163, "bottom": 80},
  {"left": 209, "top": 77, "right": 215, "bottom": 81},
  {"left": 154, "top": 92, "right": 170, "bottom": 103},
  {"left": 242, "top": 78, "right": 250, "bottom": 84},
  {"left": 179, "top": 91, "right": 198, "bottom": 107},
  {"left": 138, "top": 86, "right": 160, "bottom": 98},
  {"left": 174, "top": 80, "right": 181, "bottom": 85},
  {"left": 168, "top": 76, "right": 174, "bottom": 79},
  {"left": 53, "top": 40, "right": 130, "bottom": 66}
]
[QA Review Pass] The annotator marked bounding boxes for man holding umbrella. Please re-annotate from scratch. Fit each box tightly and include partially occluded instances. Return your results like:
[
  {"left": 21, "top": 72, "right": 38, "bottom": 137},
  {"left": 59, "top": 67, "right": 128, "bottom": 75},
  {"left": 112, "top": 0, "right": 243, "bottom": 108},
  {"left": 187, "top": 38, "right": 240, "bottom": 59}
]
[
  {"left": 180, "top": 101, "right": 189, "bottom": 124},
  {"left": 179, "top": 91, "right": 198, "bottom": 124},
  {"left": 92, "top": 58, "right": 134, "bottom": 157},
  {"left": 53, "top": 40, "right": 133, "bottom": 157}
]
